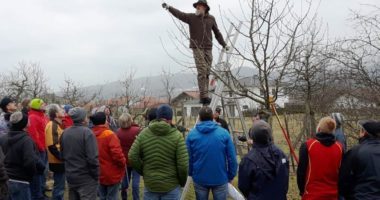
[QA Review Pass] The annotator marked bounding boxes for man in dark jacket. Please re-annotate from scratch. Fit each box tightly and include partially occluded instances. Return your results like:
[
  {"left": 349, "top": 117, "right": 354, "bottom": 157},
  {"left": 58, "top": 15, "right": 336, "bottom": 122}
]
[
  {"left": 187, "top": 106, "right": 237, "bottom": 200},
  {"left": 238, "top": 120, "right": 289, "bottom": 200},
  {"left": 297, "top": 117, "right": 343, "bottom": 200},
  {"left": 0, "top": 97, "right": 17, "bottom": 136},
  {"left": 60, "top": 107, "right": 99, "bottom": 200},
  {"left": 0, "top": 112, "right": 45, "bottom": 200},
  {"left": 339, "top": 120, "right": 380, "bottom": 200},
  {"left": 162, "top": 0, "right": 228, "bottom": 105},
  {"left": 214, "top": 107, "right": 229, "bottom": 132}
]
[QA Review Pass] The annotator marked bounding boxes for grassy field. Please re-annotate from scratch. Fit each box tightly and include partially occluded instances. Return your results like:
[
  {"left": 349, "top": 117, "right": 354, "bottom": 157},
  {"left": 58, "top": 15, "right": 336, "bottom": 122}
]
[{"left": 50, "top": 115, "right": 303, "bottom": 200}]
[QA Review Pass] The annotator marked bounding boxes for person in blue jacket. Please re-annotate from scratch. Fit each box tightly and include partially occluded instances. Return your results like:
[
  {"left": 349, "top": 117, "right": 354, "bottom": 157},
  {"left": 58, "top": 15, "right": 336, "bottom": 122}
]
[
  {"left": 238, "top": 120, "right": 289, "bottom": 200},
  {"left": 186, "top": 106, "right": 238, "bottom": 200}
]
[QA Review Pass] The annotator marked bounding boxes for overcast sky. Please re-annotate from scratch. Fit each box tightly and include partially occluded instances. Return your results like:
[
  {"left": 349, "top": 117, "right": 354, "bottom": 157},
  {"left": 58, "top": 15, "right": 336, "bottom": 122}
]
[{"left": 0, "top": 0, "right": 379, "bottom": 90}]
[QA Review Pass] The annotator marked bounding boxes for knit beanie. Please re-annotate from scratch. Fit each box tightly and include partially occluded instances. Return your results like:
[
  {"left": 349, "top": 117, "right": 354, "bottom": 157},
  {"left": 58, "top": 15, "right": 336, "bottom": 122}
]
[
  {"left": 147, "top": 108, "right": 158, "bottom": 121},
  {"left": 156, "top": 104, "right": 173, "bottom": 121},
  {"left": 68, "top": 107, "right": 87, "bottom": 124},
  {"left": 317, "top": 117, "right": 336, "bottom": 134},
  {"left": 9, "top": 112, "right": 28, "bottom": 131},
  {"left": 90, "top": 112, "right": 106, "bottom": 126},
  {"left": 250, "top": 120, "right": 273, "bottom": 145},
  {"left": 0, "top": 97, "right": 15, "bottom": 112},
  {"left": 358, "top": 120, "right": 380, "bottom": 137},
  {"left": 63, "top": 105, "right": 73, "bottom": 114},
  {"left": 30, "top": 98, "right": 45, "bottom": 110}
]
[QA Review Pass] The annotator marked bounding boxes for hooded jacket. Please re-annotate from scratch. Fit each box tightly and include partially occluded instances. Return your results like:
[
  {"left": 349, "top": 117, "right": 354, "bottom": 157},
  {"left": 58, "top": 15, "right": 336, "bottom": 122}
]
[
  {"left": 297, "top": 133, "right": 343, "bottom": 200},
  {"left": 339, "top": 136, "right": 380, "bottom": 200},
  {"left": 168, "top": 6, "right": 227, "bottom": 49},
  {"left": 60, "top": 124, "right": 99, "bottom": 186},
  {"left": 186, "top": 120, "right": 237, "bottom": 186},
  {"left": 116, "top": 124, "right": 140, "bottom": 165},
  {"left": 238, "top": 143, "right": 289, "bottom": 200},
  {"left": 0, "top": 130, "right": 42, "bottom": 182},
  {"left": 128, "top": 120, "right": 188, "bottom": 193},
  {"left": 28, "top": 109, "right": 48, "bottom": 152},
  {"left": 92, "top": 125, "right": 126, "bottom": 185}
]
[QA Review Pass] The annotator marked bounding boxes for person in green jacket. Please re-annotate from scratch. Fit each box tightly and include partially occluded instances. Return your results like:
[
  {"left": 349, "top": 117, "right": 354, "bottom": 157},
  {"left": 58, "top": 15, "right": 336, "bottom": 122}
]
[{"left": 128, "top": 104, "right": 188, "bottom": 200}]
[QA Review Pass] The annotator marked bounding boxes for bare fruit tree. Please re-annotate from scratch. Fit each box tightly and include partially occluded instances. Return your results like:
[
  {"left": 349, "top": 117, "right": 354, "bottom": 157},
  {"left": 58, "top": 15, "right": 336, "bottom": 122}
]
[
  {"left": 0, "top": 62, "right": 48, "bottom": 101},
  {"left": 161, "top": 68, "right": 176, "bottom": 105},
  {"left": 60, "top": 76, "right": 85, "bottom": 106},
  {"left": 216, "top": 0, "right": 313, "bottom": 109},
  {"left": 120, "top": 69, "right": 139, "bottom": 110}
]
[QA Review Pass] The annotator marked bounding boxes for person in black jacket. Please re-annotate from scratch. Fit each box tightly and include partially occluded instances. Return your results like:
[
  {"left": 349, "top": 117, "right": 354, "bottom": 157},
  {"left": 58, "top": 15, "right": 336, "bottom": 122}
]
[
  {"left": 238, "top": 120, "right": 289, "bottom": 200},
  {"left": 0, "top": 146, "right": 8, "bottom": 199},
  {"left": 339, "top": 120, "right": 380, "bottom": 200},
  {"left": 0, "top": 112, "right": 45, "bottom": 200},
  {"left": 214, "top": 107, "right": 229, "bottom": 133}
]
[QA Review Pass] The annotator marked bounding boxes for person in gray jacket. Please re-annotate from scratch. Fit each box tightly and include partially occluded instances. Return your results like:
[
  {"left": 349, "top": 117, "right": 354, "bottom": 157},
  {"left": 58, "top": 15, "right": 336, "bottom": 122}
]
[{"left": 60, "top": 107, "right": 99, "bottom": 200}]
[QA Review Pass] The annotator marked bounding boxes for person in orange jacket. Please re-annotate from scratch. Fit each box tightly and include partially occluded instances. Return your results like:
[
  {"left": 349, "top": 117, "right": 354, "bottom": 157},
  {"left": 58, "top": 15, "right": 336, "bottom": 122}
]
[{"left": 90, "top": 112, "right": 126, "bottom": 200}]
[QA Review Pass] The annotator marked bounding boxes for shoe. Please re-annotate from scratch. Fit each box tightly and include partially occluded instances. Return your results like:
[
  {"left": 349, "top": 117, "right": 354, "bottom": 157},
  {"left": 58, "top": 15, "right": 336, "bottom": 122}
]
[{"left": 199, "top": 97, "right": 212, "bottom": 106}]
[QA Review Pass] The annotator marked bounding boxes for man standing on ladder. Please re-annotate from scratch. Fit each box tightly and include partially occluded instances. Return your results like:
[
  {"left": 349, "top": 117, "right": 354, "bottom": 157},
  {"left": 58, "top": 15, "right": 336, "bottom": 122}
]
[{"left": 162, "top": 0, "right": 229, "bottom": 105}]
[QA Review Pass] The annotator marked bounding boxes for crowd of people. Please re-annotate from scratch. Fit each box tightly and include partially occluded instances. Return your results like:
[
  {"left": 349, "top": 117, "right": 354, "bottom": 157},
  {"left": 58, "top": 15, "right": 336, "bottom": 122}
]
[{"left": 0, "top": 96, "right": 379, "bottom": 200}]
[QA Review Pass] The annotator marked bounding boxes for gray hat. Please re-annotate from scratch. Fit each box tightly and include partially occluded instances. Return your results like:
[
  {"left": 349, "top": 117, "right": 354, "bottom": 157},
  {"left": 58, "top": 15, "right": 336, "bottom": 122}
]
[
  {"left": 250, "top": 120, "right": 273, "bottom": 145},
  {"left": 68, "top": 107, "right": 87, "bottom": 123},
  {"left": 10, "top": 112, "right": 28, "bottom": 131},
  {"left": 358, "top": 120, "right": 380, "bottom": 137}
]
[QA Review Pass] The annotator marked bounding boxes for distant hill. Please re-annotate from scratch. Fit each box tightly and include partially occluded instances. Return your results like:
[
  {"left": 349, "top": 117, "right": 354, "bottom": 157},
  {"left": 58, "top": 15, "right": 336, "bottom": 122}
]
[{"left": 83, "top": 67, "right": 257, "bottom": 99}]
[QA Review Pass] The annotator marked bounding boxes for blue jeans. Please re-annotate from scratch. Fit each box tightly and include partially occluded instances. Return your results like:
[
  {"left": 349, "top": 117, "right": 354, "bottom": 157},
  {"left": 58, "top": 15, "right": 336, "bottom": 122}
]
[
  {"left": 30, "top": 151, "right": 47, "bottom": 200},
  {"left": 194, "top": 183, "right": 228, "bottom": 200},
  {"left": 52, "top": 172, "right": 65, "bottom": 200},
  {"left": 143, "top": 186, "right": 181, "bottom": 200},
  {"left": 8, "top": 180, "right": 31, "bottom": 200},
  {"left": 99, "top": 183, "right": 120, "bottom": 200},
  {"left": 121, "top": 167, "right": 140, "bottom": 200}
]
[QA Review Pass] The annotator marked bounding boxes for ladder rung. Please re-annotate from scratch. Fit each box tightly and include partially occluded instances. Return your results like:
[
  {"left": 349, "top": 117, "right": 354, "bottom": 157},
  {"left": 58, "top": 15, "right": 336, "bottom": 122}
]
[{"left": 232, "top": 130, "right": 245, "bottom": 134}]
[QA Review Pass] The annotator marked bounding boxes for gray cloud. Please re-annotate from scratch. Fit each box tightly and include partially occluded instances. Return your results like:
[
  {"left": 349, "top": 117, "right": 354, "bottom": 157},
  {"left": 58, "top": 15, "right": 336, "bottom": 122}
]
[{"left": 0, "top": 0, "right": 378, "bottom": 90}]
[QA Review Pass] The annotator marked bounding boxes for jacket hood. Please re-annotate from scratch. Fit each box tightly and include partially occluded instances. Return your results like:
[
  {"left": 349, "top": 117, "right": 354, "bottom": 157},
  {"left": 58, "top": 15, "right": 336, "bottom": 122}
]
[
  {"left": 92, "top": 125, "right": 109, "bottom": 137},
  {"left": 7, "top": 131, "right": 28, "bottom": 145},
  {"left": 148, "top": 120, "right": 176, "bottom": 136},
  {"left": 195, "top": 120, "right": 218, "bottom": 134},
  {"left": 315, "top": 132, "right": 336, "bottom": 146}
]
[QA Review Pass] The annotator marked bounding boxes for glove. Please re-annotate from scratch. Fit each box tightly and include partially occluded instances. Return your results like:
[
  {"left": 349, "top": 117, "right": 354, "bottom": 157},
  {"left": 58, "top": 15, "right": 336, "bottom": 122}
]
[
  {"left": 162, "top": 3, "right": 169, "bottom": 9},
  {"left": 224, "top": 46, "right": 230, "bottom": 51}
]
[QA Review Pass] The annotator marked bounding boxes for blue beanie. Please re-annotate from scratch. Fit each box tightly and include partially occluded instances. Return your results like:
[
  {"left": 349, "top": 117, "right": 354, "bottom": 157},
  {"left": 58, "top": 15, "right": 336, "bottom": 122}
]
[
  {"left": 63, "top": 105, "right": 73, "bottom": 114},
  {"left": 156, "top": 104, "right": 173, "bottom": 120}
]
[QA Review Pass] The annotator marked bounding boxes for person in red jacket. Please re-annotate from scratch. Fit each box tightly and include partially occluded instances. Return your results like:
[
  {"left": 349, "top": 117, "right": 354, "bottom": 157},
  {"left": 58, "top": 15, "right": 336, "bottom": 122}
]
[
  {"left": 116, "top": 113, "right": 141, "bottom": 200},
  {"left": 62, "top": 105, "right": 74, "bottom": 129},
  {"left": 297, "top": 117, "right": 343, "bottom": 200},
  {"left": 90, "top": 112, "right": 126, "bottom": 200},
  {"left": 28, "top": 98, "right": 48, "bottom": 200}
]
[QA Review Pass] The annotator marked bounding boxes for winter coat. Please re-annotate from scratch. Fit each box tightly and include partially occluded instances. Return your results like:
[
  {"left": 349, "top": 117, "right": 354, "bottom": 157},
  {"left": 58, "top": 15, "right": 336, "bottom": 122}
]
[
  {"left": 60, "top": 124, "right": 99, "bottom": 186},
  {"left": 339, "top": 136, "right": 380, "bottom": 200},
  {"left": 0, "top": 113, "right": 10, "bottom": 136},
  {"left": 45, "top": 120, "right": 64, "bottom": 173},
  {"left": 297, "top": 133, "right": 343, "bottom": 200},
  {"left": 28, "top": 109, "right": 48, "bottom": 152},
  {"left": 62, "top": 115, "right": 73, "bottom": 129},
  {"left": 128, "top": 120, "right": 188, "bottom": 193},
  {"left": 238, "top": 143, "right": 289, "bottom": 200},
  {"left": 0, "top": 130, "right": 44, "bottom": 182},
  {"left": 168, "top": 6, "right": 226, "bottom": 49},
  {"left": 186, "top": 120, "right": 237, "bottom": 186},
  {"left": 0, "top": 147, "right": 8, "bottom": 199},
  {"left": 116, "top": 124, "right": 140, "bottom": 165},
  {"left": 215, "top": 116, "right": 229, "bottom": 133},
  {"left": 92, "top": 125, "right": 126, "bottom": 185}
]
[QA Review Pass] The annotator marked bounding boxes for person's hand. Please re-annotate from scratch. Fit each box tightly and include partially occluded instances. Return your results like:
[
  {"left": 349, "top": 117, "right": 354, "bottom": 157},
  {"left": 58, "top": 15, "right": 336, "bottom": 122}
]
[{"left": 162, "top": 3, "right": 169, "bottom": 9}]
